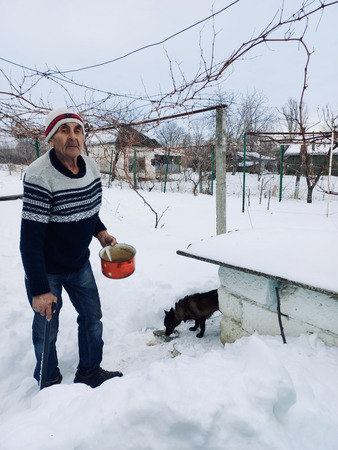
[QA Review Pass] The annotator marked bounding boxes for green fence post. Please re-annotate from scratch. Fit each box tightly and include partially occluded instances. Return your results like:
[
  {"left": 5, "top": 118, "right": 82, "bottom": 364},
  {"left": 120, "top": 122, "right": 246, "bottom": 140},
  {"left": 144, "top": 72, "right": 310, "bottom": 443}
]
[
  {"left": 108, "top": 148, "right": 114, "bottom": 188},
  {"left": 35, "top": 140, "right": 40, "bottom": 159},
  {"left": 164, "top": 149, "right": 170, "bottom": 193},
  {"left": 133, "top": 148, "right": 137, "bottom": 189},
  {"left": 279, "top": 144, "right": 284, "bottom": 202}
]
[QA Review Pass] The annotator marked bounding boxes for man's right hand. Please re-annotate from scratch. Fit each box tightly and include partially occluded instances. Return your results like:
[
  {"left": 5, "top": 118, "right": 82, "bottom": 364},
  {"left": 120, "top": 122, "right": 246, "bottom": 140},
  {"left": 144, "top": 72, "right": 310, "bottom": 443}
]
[{"left": 32, "top": 293, "right": 57, "bottom": 321}]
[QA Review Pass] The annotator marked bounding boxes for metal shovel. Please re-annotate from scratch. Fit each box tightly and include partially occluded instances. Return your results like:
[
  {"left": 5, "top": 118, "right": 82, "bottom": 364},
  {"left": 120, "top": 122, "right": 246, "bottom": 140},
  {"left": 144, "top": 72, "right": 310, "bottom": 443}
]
[{"left": 40, "top": 302, "right": 56, "bottom": 390}]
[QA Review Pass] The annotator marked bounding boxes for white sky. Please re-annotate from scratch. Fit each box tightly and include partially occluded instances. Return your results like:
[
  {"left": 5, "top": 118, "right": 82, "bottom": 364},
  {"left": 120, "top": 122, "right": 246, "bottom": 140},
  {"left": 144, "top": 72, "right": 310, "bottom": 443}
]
[{"left": 1, "top": 0, "right": 337, "bottom": 124}]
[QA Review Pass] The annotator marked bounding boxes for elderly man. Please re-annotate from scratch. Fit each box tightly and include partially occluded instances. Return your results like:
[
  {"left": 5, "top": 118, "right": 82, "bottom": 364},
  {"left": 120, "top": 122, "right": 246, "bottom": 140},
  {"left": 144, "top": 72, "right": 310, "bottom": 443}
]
[{"left": 20, "top": 108, "right": 123, "bottom": 388}]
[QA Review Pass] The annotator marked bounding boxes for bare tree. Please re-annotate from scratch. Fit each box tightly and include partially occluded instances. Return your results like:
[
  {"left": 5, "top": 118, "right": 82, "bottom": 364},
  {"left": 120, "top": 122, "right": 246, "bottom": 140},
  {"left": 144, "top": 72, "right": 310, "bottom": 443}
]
[
  {"left": 1, "top": 1, "right": 337, "bottom": 133},
  {"left": 0, "top": 0, "right": 337, "bottom": 205},
  {"left": 279, "top": 97, "right": 309, "bottom": 198},
  {"left": 154, "top": 122, "right": 186, "bottom": 148},
  {"left": 320, "top": 105, "right": 338, "bottom": 131},
  {"left": 182, "top": 120, "right": 213, "bottom": 195},
  {"left": 280, "top": 98, "right": 309, "bottom": 136},
  {"left": 213, "top": 89, "right": 276, "bottom": 175}
]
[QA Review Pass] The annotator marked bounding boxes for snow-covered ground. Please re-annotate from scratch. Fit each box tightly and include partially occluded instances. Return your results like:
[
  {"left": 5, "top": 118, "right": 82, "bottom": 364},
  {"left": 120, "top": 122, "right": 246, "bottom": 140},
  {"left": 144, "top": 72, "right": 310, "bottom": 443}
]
[{"left": 1, "top": 165, "right": 338, "bottom": 450}]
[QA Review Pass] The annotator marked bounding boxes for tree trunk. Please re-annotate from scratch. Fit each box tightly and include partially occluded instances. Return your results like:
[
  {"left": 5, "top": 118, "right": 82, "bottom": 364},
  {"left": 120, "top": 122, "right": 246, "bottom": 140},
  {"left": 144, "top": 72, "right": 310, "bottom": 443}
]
[
  {"left": 294, "top": 174, "right": 301, "bottom": 199},
  {"left": 307, "top": 185, "right": 314, "bottom": 203}
]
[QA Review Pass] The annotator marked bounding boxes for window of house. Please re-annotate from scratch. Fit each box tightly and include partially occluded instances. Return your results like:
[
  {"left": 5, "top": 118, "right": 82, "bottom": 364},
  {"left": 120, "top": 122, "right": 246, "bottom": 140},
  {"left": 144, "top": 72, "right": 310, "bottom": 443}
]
[{"left": 128, "top": 156, "right": 146, "bottom": 172}]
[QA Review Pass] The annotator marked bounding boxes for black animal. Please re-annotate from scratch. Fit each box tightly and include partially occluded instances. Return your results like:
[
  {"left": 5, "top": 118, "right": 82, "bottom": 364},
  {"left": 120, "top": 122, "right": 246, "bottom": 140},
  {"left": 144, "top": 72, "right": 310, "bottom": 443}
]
[{"left": 164, "top": 289, "right": 219, "bottom": 338}]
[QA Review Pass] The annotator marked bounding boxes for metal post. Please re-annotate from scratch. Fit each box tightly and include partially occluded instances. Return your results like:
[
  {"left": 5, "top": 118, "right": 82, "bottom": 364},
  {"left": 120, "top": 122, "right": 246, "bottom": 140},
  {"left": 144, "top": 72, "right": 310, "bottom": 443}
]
[
  {"left": 164, "top": 149, "right": 170, "bottom": 193},
  {"left": 35, "top": 140, "right": 40, "bottom": 159},
  {"left": 242, "top": 134, "right": 247, "bottom": 213},
  {"left": 40, "top": 302, "right": 56, "bottom": 390},
  {"left": 326, "top": 128, "right": 335, "bottom": 217},
  {"left": 108, "top": 148, "right": 114, "bottom": 188},
  {"left": 133, "top": 148, "right": 137, "bottom": 189},
  {"left": 216, "top": 107, "right": 227, "bottom": 235},
  {"left": 279, "top": 145, "right": 284, "bottom": 202},
  {"left": 211, "top": 145, "right": 215, "bottom": 196}
]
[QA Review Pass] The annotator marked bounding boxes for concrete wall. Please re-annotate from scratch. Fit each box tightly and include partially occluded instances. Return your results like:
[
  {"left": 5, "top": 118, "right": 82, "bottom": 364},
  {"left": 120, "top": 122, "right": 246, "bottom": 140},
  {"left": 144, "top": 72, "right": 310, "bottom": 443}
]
[{"left": 218, "top": 266, "right": 338, "bottom": 347}]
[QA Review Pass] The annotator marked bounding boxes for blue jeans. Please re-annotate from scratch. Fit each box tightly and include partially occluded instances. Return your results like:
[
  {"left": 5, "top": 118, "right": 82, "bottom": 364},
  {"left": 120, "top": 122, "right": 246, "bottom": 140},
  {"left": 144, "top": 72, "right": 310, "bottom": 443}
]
[{"left": 26, "top": 260, "right": 103, "bottom": 384}]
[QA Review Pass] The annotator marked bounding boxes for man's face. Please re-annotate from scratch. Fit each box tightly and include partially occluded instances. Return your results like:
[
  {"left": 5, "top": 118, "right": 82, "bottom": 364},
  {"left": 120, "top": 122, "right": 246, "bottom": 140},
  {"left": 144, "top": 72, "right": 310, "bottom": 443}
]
[{"left": 49, "top": 122, "right": 84, "bottom": 161}]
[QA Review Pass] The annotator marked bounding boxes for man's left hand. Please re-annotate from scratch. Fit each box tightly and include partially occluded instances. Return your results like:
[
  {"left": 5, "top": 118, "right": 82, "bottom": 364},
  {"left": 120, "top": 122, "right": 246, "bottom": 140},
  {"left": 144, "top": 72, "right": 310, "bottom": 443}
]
[{"left": 96, "top": 230, "right": 117, "bottom": 247}]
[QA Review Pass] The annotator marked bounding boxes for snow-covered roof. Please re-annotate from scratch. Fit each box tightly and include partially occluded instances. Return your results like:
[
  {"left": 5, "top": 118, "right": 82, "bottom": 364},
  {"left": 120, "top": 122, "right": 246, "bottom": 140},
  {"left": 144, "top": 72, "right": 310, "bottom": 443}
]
[
  {"left": 177, "top": 228, "right": 338, "bottom": 296},
  {"left": 237, "top": 151, "right": 275, "bottom": 160},
  {"left": 86, "top": 126, "right": 160, "bottom": 149},
  {"left": 285, "top": 144, "right": 338, "bottom": 156},
  {"left": 86, "top": 131, "right": 116, "bottom": 146},
  {"left": 154, "top": 148, "right": 184, "bottom": 156}
]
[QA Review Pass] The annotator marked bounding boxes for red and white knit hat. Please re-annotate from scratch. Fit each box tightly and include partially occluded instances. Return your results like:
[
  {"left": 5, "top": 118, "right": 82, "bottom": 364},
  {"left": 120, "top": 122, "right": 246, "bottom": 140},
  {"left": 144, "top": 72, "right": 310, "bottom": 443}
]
[{"left": 45, "top": 108, "right": 85, "bottom": 142}]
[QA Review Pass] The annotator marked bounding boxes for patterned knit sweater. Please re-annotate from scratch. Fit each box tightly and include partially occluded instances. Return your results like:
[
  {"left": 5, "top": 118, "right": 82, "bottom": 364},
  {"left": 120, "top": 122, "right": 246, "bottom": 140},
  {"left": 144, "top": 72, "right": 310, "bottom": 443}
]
[{"left": 20, "top": 149, "right": 106, "bottom": 296}]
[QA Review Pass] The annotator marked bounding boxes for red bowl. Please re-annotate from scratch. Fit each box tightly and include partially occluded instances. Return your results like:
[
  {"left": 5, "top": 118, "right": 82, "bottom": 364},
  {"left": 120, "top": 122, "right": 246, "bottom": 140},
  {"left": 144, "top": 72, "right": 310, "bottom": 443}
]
[{"left": 99, "top": 243, "right": 136, "bottom": 279}]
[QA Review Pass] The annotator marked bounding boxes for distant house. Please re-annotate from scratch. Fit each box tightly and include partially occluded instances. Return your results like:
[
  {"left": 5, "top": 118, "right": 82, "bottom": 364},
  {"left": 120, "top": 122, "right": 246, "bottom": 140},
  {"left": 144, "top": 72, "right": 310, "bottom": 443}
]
[
  {"left": 235, "top": 151, "right": 278, "bottom": 174},
  {"left": 283, "top": 143, "right": 338, "bottom": 176},
  {"left": 152, "top": 148, "right": 183, "bottom": 174},
  {"left": 86, "top": 135, "right": 115, "bottom": 173},
  {"left": 86, "top": 126, "right": 161, "bottom": 181}
]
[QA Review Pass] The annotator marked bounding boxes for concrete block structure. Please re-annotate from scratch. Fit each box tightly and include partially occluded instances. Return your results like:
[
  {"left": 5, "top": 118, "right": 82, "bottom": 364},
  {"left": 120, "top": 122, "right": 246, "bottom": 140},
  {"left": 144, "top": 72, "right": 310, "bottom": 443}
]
[{"left": 177, "top": 229, "right": 338, "bottom": 346}]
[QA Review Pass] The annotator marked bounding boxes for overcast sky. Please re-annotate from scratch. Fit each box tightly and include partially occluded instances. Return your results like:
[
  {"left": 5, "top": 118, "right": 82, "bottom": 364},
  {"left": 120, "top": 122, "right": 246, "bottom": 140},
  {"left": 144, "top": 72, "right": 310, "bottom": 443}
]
[{"left": 1, "top": 0, "right": 337, "bottom": 126}]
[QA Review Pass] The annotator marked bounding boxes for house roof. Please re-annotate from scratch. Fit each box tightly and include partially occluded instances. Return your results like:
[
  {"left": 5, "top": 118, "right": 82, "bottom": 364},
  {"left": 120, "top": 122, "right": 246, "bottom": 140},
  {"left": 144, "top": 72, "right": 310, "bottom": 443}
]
[
  {"left": 86, "top": 131, "right": 117, "bottom": 146},
  {"left": 85, "top": 126, "right": 161, "bottom": 149},
  {"left": 285, "top": 143, "right": 338, "bottom": 156},
  {"left": 154, "top": 148, "right": 184, "bottom": 156},
  {"left": 116, "top": 125, "right": 160, "bottom": 149},
  {"left": 237, "top": 151, "right": 275, "bottom": 161}
]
